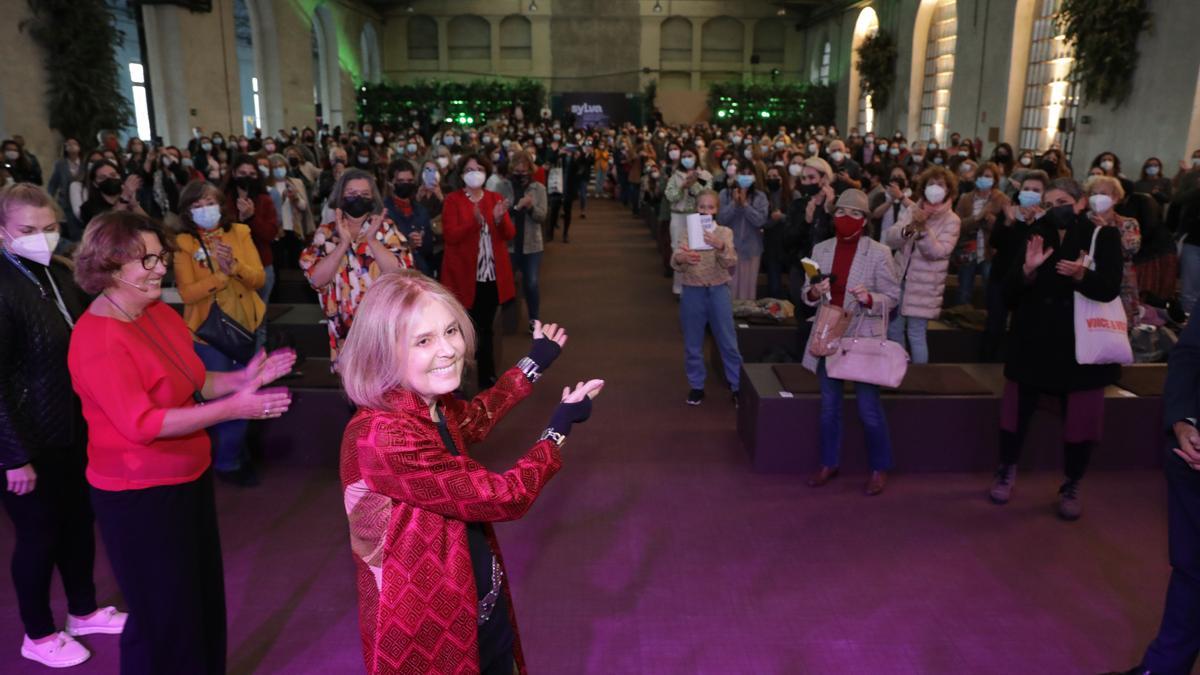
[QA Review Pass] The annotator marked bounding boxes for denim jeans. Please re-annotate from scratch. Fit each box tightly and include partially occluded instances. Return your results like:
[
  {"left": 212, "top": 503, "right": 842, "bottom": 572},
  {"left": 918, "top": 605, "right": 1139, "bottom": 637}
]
[
  {"left": 888, "top": 313, "right": 930, "bottom": 364},
  {"left": 193, "top": 342, "right": 249, "bottom": 472},
  {"left": 510, "top": 250, "right": 542, "bottom": 322},
  {"left": 258, "top": 264, "right": 275, "bottom": 304},
  {"left": 816, "top": 359, "right": 894, "bottom": 471},
  {"left": 957, "top": 258, "right": 990, "bottom": 306},
  {"left": 680, "top": 284, "right": 743, "bottom": 391},
  {"left": 1181, "top": 243, "right": 1200, "bottom": 315}
]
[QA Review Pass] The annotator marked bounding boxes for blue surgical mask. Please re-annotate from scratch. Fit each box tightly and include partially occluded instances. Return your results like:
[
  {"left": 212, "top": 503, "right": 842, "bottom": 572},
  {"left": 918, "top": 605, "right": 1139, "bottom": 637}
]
[
  {"left": 736, "top": 174, "right": 755, "bottom": 189},
  {"left": 191, "top": 204, "right": 222, "bottom": 230},
  {"left": 1018, "top": 190, "right": 1041, "bottom": 208},
  {"left": 680, "top": 156, "right": 695, "bottom": 169},
  {"left": 272, "top": 167, "right": 287, "bottom": 180},
  {"left": 975, "top": 177, "right": 994, "bottom": 191}
]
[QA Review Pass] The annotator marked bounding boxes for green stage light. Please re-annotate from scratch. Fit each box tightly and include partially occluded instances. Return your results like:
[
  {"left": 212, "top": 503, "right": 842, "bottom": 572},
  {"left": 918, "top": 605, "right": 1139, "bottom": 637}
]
[
  {"left": 760, "top": 110, "right": 771, "bottom": 118},
  {"left": 717, "top": 110, "right": 727, "bottom": 118}
]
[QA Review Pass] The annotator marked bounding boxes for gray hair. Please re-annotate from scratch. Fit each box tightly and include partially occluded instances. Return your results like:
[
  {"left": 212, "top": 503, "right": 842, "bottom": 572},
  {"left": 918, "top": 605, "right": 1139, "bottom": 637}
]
[
  {"left": 1047, "top": 177, "right": 1084, "bottom": 200},
  {"left": 329, "top": 168, "right": 384, "bottom": 214}
]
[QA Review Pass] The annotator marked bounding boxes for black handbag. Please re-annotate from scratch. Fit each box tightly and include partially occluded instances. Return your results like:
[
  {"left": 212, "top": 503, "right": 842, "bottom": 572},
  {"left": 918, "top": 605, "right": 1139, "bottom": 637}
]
[{"left": 193, "top": 236, "right": 257, "bottom": 364}]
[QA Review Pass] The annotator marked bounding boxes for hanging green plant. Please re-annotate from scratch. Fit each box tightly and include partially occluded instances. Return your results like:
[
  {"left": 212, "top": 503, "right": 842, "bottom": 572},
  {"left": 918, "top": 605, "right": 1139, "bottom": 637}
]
[
  {"left": 1057, "top": 0, "right": 1151, "bottom": 107},
  {"left": 855, "top": 29, "right": 897, "bottom": 111},
  {"left": 20, "top": 0, "right": 133, "bottom": 145}
]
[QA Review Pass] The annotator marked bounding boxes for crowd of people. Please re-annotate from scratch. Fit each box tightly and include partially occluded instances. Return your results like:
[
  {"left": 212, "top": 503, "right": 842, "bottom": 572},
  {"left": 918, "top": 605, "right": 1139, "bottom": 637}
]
[{"left": 3, "top": 106, "right": 1200, "bottom": 674}]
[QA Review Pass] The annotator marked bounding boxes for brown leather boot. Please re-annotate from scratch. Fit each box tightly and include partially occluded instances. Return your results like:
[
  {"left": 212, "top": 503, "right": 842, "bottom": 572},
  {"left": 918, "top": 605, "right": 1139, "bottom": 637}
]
[
  {"left": 865, "top": 471, "right": 888, "bottom": 496},
  {"left": 807, "top": 466, "right": 839, "bottom": 487}
]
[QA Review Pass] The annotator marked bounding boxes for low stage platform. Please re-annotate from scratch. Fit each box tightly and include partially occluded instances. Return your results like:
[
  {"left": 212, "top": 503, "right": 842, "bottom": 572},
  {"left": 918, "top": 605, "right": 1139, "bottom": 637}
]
[{"left": 737, "top": 362, "right": 1167, "bottom": 474}]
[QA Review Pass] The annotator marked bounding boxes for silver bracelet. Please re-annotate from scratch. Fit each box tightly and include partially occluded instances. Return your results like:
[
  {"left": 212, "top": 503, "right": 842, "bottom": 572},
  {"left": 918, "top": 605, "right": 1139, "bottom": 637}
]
[
  {"left": 517, "top": 356, "right": 542, "bottom": 383},
  {"left": 540, "top": 428, "right": 566, "bottom": 447}
]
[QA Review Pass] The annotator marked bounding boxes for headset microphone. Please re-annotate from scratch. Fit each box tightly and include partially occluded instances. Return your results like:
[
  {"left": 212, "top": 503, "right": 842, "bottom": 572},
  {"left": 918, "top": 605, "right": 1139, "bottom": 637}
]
[{"left": 115, "top": 276, "right": 150, "bottom": 292}]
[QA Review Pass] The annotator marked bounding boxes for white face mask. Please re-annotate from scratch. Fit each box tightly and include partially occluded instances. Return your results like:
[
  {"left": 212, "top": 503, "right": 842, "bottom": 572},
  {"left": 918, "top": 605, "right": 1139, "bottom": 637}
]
[
  {"left": 668, "top": 149, "right": 681, "bottom": 161},
  {"left": 1089, "top": 193, "right": 1114, "bottom": 214},
  {"left": 4, "top": 231, "right": 58, "bottom": 266},
  {"left": 830, "top": 151, "right": 845, "bottom": 164},
  {"left": 924, "top": 184, "right": 947, "bottom": 204},
  {"left": 1146, "top": 165, "right": 1160, "bottom": 176},
  {"left": 1019, "top": 156, "right": 1032, "bottom": 166},
  {"left": 463, "top": 170, "right": 486, "bottom": 189},
  {"left": 436, "top": 156, "right": 450, "bottom": 169},
  {"left": 3, "top": 150, "right": 19, "bottom": 161},
  {"left": 191, "top": 204, "right": 222, "bottom": 230},
  {"left": 1100, "top": 160, "right": 1114, "bottom": 172}
]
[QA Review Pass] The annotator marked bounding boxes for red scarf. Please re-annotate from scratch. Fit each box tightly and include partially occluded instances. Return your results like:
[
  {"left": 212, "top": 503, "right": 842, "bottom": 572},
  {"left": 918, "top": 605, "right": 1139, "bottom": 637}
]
[{"left": 391, "top": 196, "right": 412, "bottom": 218}]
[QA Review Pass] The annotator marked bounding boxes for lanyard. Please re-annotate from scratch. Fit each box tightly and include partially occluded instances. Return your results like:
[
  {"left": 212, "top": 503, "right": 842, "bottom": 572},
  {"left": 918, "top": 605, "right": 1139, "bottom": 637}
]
[
  {"left": 1, "top": 249, "right": 74, "bottom": 329},
  {"left": 102, "top": 294, "right": 207, "bottom": 405}
]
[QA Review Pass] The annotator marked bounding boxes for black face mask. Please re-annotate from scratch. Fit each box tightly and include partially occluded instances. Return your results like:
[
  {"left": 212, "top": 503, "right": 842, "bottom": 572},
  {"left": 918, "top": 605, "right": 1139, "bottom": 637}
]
[
  {"left": 510, "top": 173, "right": 528, "bottom": 189},
  {"left": 288, "top": 156, "right": 300, "bottom": 168},
  {"left": 960, "top": 180, "right": 976, "bottom": 194},
  {"left": 97, "top": 177, "right": 123, "bottom": 196},
  {"left": 766, "top": 178, "right": 782, "bottom": 192},
  {"left": 342, "top": 196, "right": 373, "bottom": 218},
  {"left": 798, "top": 183, "right": 821, "bottom": 197},
  {"left": 1040, "top": 159, "right": 1059, "bottom": 175},
  {"left": 392, "top": 182, "right": 416, "bottom": 199},
  {"left": 1044, "top": 203, "right": 1077, "bottom": 230},
  {"left": 233, "top": 175, "right": 255, "bottom": 191}
]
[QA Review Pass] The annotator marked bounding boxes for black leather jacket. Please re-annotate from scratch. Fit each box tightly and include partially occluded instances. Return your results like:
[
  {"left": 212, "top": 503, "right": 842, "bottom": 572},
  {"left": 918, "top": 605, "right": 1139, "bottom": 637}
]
[{"left": 0, "top": 253, "right": 89, "bottom": 469}]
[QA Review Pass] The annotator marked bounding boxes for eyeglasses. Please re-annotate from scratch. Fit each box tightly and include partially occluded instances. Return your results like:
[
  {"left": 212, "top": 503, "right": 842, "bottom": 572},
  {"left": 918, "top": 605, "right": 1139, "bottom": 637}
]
[{"left": 140, "top": 253, "right": 169, "bottom": 270}]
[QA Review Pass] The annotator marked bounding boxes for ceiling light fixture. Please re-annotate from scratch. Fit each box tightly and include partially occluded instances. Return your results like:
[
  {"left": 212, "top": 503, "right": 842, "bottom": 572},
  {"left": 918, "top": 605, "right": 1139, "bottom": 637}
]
[
  {"left": 777, "top": 8, "right": 786, "bottom": 16},
  {"left": 653, "top": 0, "right": 663, "bottom": 12}
]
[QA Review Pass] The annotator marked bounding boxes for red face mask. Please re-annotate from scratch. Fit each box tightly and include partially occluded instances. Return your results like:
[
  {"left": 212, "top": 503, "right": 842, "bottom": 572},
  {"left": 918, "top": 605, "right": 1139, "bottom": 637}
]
[{"left": 835, "top": 213, "right": 865, "bottom": 239}]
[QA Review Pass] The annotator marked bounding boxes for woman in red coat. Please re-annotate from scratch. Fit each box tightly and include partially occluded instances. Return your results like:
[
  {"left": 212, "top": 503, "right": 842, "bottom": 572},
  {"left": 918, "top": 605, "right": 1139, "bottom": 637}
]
[
  {"left": 337, "top": 271, "right": 603, "bottom": 675},
  {"left": 440, "top": 154, "right": 516, "bottom": 389}
]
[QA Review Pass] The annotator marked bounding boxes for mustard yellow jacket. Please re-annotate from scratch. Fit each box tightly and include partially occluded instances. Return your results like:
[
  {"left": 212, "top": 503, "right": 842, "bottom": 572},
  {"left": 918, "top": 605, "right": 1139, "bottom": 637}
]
[{"left": 174, "top": 223, "right": 266, "bottom": 335}]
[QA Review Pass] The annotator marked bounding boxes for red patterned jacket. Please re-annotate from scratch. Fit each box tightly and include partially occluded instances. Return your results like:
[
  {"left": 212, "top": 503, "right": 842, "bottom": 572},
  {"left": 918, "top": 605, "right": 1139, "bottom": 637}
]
[{"left": 340, "top": 367, "right": 563, "bottom": 674}]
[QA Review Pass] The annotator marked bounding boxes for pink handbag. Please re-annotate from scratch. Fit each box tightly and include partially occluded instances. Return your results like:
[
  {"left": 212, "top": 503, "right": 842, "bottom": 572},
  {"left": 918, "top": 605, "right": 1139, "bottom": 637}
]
[{"left": 825, "top": 301, "right": 910, "bottom": 388}]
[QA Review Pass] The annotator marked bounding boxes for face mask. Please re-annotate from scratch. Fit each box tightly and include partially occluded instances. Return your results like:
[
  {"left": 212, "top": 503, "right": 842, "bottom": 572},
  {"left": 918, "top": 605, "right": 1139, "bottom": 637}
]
[
  {"left": 878, "top": 143, "right": 889, "bottom": 153},
  {"left": 889, "top": 147, "right": 900, "bottom": 156},
  {"left": 422, "top": 167, "right": 439, "bottom": 187},
  {"left": 731, "top": 135, "right": 742, "bottom": 145},
  {"left": 201, "top": 142, "right": 213, "bottom": 152},
  {"left": 463, "top": 170, "right": 486, "bottom": 189},
  {"left": 393, "top": 182, "right": 416, "bottom": 198},
  {"left": 1100, "top": 160, "right": 1114, "bottom": 172},
  {"left": 766, "top": 178, "right": 781, "bottom": 191},
  {"left": 865, "top": 136, "right": 875, "bottom": 145},
  {"left": 924, "top": 184, "right": 947, "bottom": 204},
  {"left": 443, "top": 136, "right": 456, "bottom": 146},
  {"left": 451, "top": 154, "right": 461, "bottom": 164},
  {"left": 436, "top": 156, "right": 449, "bottom": 169},
  {"left": 4, "top": 231, "right": 58, "bottom": 265},
  {"left": 975, "top": 177, "right": 994, "bottom": 191},
  {"left": 933, "top": 157, "right": 944, "bottom": 165},
  {"left": 1018, "top": 190, "right": 1042, "bottom": 208},
  {"left": 774, "top": 141, "right": 785, "bottom": 149},
  {"left": 552, "top": 134, "right": 562, "bottom": 142},
  {"left": 191, "top": 204, "right": 222, "bottom": 230},
  {"left": 798, "top": 183, "right": 820, "bottom": 196},
  {"left": 807, "top": 144, "right": 818, "bottom": 155},
  {"left": 269, "top": 167, "right": 286, "bottom": 180},
  {"left": 357, "top": 156, "right": 371, "bottom": 166},
  {"left": 258, "top": 165, "right": 270, "bottom": 176},
  {"left": 788, "top": 164, "right": 803, "bottom": 178},
  {"left": 928, "top": 142, "right": 939, "bottom": 151},
  {"left": 4, "top": 150, "right": 19, "bottom": 161},
  {"left": 830, "top": 151, "right": 845, "bottom": 163},
  {"left": 1019, "top": 156, "right": 1032, "bottom": 166},
  {"left": 668, "top": 149, "right": 681, "bottom": 161},
  {"left": 234, "top": 175, "right": 255, "bottom": 191},
  {"left": 834, "top": 214, "right": 865, "bottom": 239},
  {"left": 736, "top": 174, "right": 755, "bottom": 189},
  {"left": 212, "top": 137, "right": 224, "bottom": 146},
  {"left": 1193, "top": 157, "right": 1200, "bottom": 167},
  {"left": 1045, "top": 203, "right": 1077, "bottom": 229},
  {"left": 911, "top": 154, "right": 924, "bottom": 164},
  {"left": 680, "top": 156, "right": 695, "bottom": 170},
  {"left": 957, "top": 150, "right": 969, "bottom": 158},
  {"left": 1146, "top": 165, "right": 1160, "bottom": 176},
  {"left": 264, "top": 143, "right": 276, "bottom": 153},
  {"left": 1089, "top": 193, "right": 1114, "bottom": 214},
  {"left": 98, "top": 177, "right": 123, "bottom": 196},
  {"left": 341, "top": 196, "right": 373, "bottom": 218},
  {"left": 182, "top": 158, "right": 194, "bottom": 168},
  {"left": 374, "top": 136, "right": 384, "bottom": 145}
]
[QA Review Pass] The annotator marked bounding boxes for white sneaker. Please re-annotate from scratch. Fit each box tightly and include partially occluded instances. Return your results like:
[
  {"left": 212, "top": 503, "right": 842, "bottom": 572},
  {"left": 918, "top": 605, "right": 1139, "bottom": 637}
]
[
  {"left": 65, "top": 606, "right": 127, "bottom": 636},
  {"left": 20, "top": 632, "right": 91, "bottom": 668}
]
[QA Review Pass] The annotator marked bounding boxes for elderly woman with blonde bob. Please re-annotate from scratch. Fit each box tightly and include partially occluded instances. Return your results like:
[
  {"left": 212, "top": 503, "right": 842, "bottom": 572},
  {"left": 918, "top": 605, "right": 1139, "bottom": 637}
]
[
  {"left": 337, "top": 270, "right": 604, "bottom": 675},
  {"left": 1084, "top": 174, "right": 1141, "bottom": 327}
]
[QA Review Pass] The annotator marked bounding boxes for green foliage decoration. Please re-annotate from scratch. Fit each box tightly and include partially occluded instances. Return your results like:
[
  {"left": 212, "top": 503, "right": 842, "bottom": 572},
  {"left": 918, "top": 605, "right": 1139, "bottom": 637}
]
[
  {"left": 1057, "top": 0, "right": 1151, "bottom": 107},
  {"left": 20, "top": 0, "right": 134, "bottom": 145},
  {"left": 706, "top": 81, "right": 836, "bottom": 129},
  {"left": 856, "top": 30, "right": 897, "bottom": 111},
  {"left": 357, "top": 79, "right": 546, "bottom": 126}
]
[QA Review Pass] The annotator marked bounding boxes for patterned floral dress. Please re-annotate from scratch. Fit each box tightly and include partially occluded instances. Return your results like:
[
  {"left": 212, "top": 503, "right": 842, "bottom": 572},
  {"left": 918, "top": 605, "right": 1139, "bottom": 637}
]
[
  {"left": 1103, "top": 215, "right": 1142, "bottom": 327},
  {"left": 299, "top": 218, "right": 413, "bottom": 365}
]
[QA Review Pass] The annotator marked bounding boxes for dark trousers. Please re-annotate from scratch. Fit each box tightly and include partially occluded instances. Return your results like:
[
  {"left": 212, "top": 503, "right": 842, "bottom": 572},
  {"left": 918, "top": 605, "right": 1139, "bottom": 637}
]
[
  {"left": 547, "top": 192, "right": 576, "bottom": 240},
  {"left": 998, "top": 382, "right": 1102, "bottom": 481},
  {"left": 1141, "top": 446, "right": 1200, "bottom": 674},
  {"left": 469, "top": 281, "right": 500, "bottom": 389},
  {"left": 980, "top": 278, "right": 1008, "bottom": 362},
  {"left": 0, "top": 458, "right": 97, "bottom": 639},
  {"left": 92, "top": 471, "right": 226, "bottom": 675}
]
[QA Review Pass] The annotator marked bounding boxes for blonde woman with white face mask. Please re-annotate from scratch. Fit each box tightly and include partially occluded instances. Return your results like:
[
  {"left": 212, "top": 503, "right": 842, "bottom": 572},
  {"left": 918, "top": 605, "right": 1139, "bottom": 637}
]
[
  {"left": 0, "top": 185, "right": 128, "bottom": 668},
  {"left": 1084, "top": 175, "right": 1141, "bottom": 328}
]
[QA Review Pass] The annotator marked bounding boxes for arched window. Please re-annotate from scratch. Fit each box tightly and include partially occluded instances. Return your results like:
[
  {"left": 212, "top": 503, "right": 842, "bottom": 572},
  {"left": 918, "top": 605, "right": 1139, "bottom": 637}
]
[
  {"left": 848, "top": 8, "right": 880, "bottom": 135},
  {"left": 1018, "top": 0, "right": 1078, "bottom": 153},
  {"left": 407, "top": 15, "right": 438, "bottom": 61},
  {"left": 911, "top": 0, "right": 957, "bottom": 144},
  {"left": 448, "top": 15, "right": 490, "bottom": 61},
  {"left": 753, "top": 20, "right": 785, "bottom": 64},
  {"left": 360, "top": 23, "right": 381, "bottom": 83},
  {"left": 819, "top": 41, "right": 831, "bottom": 85},
  {"left": 499, "top": 15, "right": 531, "bottom": 61},
  {"left": 701, "top": 16, "right": 744, "bottom": 64},
  {"left": 311, "top": 4, "right": 341, "bottom": 125},
  {"left": 659, "top": 17, "right": 692, "bottom": 64}
]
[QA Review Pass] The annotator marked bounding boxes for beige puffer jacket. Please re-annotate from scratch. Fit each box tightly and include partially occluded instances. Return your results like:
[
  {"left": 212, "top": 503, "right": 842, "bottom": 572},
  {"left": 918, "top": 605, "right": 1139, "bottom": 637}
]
[{"left": 882, "top": 202, "right": 961, "bottom": 319}]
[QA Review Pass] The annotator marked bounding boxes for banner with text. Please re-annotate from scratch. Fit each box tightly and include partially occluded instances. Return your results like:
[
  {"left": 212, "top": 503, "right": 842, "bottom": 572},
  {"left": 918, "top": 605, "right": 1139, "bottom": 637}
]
[{"left": 560, "top": 93, "right": 632, "bottom": 129}]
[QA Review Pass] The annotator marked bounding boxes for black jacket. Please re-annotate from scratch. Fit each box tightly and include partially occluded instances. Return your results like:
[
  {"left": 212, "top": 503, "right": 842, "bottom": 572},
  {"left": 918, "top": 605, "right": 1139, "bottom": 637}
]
[
  {"left": 782, "top": 192, "right": 833, "bottom": 266},
  {"left": 1164, "top": 301, "right": 1200, "bottom": 431},
  {"left": 0, "top": 254, "right": 89, "bottom": 469},
  {"left": 1003, "top": 213, "right": 1124, "bottom": 393}
]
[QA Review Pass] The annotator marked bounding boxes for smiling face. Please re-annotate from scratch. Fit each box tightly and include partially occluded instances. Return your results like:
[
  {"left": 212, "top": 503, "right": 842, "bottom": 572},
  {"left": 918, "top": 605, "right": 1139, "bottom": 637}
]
[
  {"left": 115, "top": 231, "right": 169, "bottom": 302},
  {"left": 402, "top": 298, "right": 467, "bottom": 403}
]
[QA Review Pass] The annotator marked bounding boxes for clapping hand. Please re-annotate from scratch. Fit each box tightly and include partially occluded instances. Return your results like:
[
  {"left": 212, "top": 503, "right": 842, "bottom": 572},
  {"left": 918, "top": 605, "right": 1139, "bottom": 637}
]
[
  {"left": 334, "top": 209, "right": 353, "bottom": 244},
  {"left": 362, "top": 213, "right": 384, "bottom": 242},
  {"left": 237, "top": 195, "right": 255, "bottom": 220},
  {"left": 1055, "top": 252, "right": 1088, "bottom": 281},
  {"left": 493, "top": 199, "right": 509, "bottom": 223},
  {"left": 561, "top": 379, "right": 605, "bottom": 404},
  {"left": 676, "top": 245, "right": 702, "bottom": 266},
  {"left": 238, "top": 348, "right": 298, "bottom": 390},
  {"left": 214, "top": 241, "right": 235, "bottom": 274}
]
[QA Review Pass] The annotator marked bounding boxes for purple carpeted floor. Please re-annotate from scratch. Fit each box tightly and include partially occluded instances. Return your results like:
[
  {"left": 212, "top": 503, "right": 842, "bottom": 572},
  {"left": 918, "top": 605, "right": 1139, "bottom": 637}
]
[{"left": 0, "top": 200, "right": 1183, "bottom": 674}]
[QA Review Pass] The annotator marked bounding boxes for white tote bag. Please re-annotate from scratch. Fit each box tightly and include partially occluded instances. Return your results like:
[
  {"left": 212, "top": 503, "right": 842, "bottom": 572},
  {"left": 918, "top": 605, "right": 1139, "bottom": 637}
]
[
  {"left": 1074, "top": 226, "right": 1133, "bottom": 365},
  {"left": 547, "top": 167, "right": 564, "bottom": 195}
]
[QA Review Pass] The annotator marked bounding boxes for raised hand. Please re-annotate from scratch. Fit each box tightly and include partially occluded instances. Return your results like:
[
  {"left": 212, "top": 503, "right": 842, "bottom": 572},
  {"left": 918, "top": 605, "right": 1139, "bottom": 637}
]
[
  {"left": 561, "top": 379, "right": 605, "bottom": 404},
  {"left": 1023, "top": 234, "right": 1054, "bottom": 276}
]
